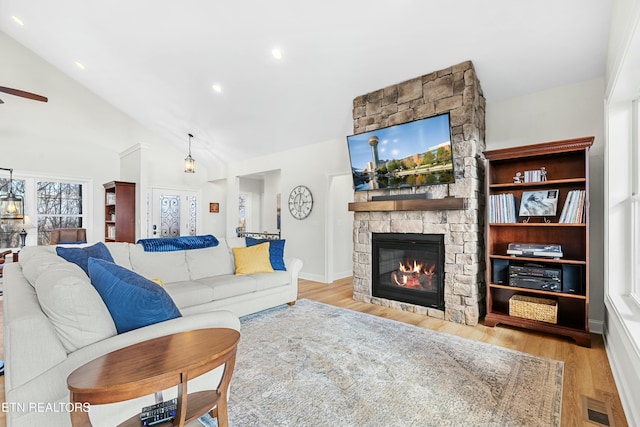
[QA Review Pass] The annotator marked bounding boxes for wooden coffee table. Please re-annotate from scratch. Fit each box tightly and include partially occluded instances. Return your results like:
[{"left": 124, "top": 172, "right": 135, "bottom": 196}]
[{"left": 67, "top": 328, "right": 240, "bottom": 427}]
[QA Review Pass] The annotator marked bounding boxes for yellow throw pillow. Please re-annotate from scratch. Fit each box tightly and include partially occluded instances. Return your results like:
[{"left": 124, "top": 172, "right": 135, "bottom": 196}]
[
  {"left": 232, "top": 242, "right": 274, "bottom": 275},
  {"left": 150, "top": 278, "right": 164, "bottom": 287}
]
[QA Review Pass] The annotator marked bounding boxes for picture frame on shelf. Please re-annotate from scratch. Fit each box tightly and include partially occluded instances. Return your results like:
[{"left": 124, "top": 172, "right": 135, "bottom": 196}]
[{"left": 518, "top": 189, "right": 559, "bottom": 217}]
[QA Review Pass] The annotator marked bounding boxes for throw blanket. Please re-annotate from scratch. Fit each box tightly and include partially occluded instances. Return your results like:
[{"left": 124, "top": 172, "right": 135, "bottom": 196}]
[{"left": 136, "top": 235, "right": 219, "bottom": 252}]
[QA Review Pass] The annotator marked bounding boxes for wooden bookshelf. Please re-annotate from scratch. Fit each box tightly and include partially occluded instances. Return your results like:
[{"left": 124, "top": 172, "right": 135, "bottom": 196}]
[
  {"left": 484, "top": 137, "right": 593, "bottom": 346},
  {"left": 103, "top": 181, "right": 136, "bottom": 243}
]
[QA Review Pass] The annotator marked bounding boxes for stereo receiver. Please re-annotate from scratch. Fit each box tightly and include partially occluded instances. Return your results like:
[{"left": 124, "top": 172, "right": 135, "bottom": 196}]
[{"left": 509, "top": 263, "right": 562, "bottom": 292}]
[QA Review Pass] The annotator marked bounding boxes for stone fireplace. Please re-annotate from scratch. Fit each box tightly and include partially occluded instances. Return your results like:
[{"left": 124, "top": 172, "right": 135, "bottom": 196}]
[{"left": 350, "top": 61, "right": 486, "bottom": 326}]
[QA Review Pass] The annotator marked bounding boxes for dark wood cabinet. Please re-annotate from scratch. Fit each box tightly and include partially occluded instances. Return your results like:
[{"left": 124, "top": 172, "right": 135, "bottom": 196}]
[
  {"left": 484, "top": 137, "right": 593, "bottom": 346},
  {"left": 103, "top": 181, "right": 136, "bottom": 243}
]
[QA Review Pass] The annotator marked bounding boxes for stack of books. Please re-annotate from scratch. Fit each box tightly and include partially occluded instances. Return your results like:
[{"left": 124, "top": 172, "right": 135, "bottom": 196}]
[
  {"left": 489, "top": 193, "right": 517, "bottom": 223},
  {"left": 559, "top": 190, "right": 586, "bottom": 223},
  {"left": 523, "top": 170, "right": 543, "bottom": 182}
]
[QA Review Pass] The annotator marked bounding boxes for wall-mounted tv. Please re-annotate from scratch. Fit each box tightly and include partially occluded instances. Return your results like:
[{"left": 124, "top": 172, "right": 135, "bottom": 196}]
[{"left": 346, "top": 113, "right": 454, "bottom": 191}]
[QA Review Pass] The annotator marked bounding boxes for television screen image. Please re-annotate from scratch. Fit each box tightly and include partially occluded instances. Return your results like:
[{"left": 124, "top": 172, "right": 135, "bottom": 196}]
[{"left": 346, "top": 113, "right": 454, "bottom": 191}]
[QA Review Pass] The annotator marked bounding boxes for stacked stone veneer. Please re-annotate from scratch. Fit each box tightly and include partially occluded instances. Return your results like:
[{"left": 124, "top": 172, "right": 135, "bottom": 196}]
[{"left": 352, "top": 61, "right": 486, "bottom": 326}]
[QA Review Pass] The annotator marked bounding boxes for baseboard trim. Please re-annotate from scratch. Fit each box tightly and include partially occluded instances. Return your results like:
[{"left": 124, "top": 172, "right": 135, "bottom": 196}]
[{"left": 589, "top": 319, "right": 604, "bottom": 335}]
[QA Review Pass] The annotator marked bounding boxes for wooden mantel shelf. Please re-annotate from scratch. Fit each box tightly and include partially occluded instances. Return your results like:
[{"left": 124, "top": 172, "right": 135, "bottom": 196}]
[{"left": 348, "top": 197, "right": 466, "bottom": 212}]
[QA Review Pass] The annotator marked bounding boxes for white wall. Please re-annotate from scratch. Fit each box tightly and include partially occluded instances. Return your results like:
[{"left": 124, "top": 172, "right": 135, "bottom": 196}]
[
  {"left": 327, "top": 173, "right": 354, "bottom": 281},
  {"left": 486, "top": 77, "right": 606, "bottom": 331},
  {"left": 225, "top": 138, "right": 352, "bottom": 281}
]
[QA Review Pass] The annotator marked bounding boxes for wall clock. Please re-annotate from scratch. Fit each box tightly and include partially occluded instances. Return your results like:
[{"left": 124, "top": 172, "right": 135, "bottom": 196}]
[{"left": 288, "top": 185, "right": 313, "bottom": 220}]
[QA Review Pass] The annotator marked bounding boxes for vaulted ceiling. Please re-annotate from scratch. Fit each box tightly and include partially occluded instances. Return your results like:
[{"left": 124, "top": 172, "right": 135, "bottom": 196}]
[{"left": 0, "top": 0, "right": 611, "bottom": 165}]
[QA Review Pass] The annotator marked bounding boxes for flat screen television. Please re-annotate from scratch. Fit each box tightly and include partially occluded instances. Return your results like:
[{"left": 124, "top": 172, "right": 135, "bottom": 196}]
[{"left": 346, "top": 113, "right": 454, "bottom": 191}]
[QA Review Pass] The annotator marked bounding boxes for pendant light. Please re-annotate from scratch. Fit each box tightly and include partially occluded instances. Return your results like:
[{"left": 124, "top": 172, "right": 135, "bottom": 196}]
[
  {"left": 0, "top": 168, "right": 23, "bottom": 220},
  {"left": 184, "top": 133, "right": 195, "bottom": 173}
]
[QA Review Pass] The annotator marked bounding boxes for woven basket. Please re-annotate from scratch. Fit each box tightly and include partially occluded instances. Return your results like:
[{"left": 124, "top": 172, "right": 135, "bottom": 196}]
[{"left": 509, "top": 295, "right": 558, "bottom": 324}]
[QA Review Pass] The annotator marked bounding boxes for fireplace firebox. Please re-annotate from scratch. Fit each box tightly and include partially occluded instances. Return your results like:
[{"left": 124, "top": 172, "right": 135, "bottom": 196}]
[{"left": 372, "top": 233, "right": 445, "bottom": 310}]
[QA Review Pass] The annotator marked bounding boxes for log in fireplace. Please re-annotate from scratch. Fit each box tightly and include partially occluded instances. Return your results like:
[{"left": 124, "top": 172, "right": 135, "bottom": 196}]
[{"left": 372, "top": 233, "right": 445, "bottom": 310}]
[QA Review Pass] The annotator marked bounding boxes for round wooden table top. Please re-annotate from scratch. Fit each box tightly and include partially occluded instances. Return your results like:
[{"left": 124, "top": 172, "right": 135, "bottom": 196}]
[{"left": 67, "top": 328, "right": 240, "bottom": 403}]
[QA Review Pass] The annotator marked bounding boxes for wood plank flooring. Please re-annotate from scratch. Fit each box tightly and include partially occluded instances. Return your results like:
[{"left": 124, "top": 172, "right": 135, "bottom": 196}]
[
  {"left": 298, "top": 277, "right": 628, "bottom": 427},
  {"left": 0, "top": 278, "right": 628, "bottom": 426}
]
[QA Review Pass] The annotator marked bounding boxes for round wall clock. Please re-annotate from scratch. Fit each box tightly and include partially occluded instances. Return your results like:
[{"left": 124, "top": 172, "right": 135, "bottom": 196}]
[{"left": 288, "top": 185, "right": 313, "bottom": 220}]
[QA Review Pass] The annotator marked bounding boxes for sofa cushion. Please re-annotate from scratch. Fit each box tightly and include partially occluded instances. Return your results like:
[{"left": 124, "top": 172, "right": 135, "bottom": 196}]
[
  {"left": 163, "top": 280, "right": 215, "bottom": 308},
  {"left": 34, "top": 262, "right": 117, "bottom": 353},
  {"left": 56, "top": 242, "right": 114, "bottom": 275},
  {"left": 88, "top": 258, "right": 182, "bottom": 334},
  {"left": 104, "top": 242, "right": 133, "bottom": 269},
  {"left": 20, "top": 252, "right": 66, "bottom": 287},
  {"left": 246, "top": 237, "right": 287, "bottom": 271},
  {"left": 185, "top": 241, "right": 234, "bottom": 280},
  {"left": 232, "top": 242, "right": 274, "bottom": 275},
  {"left": 250, "top": 271, "right": 292, "bottom": 291},
  {"left": 17, "top": 244, "right": 56, "bottom": 265},
  {"left": 197, "top": 275, "right": 258, "bottom": 300},
  {"left": 225, "top": 237, "right": 246, "bottom": 249},
  {"left": 129, "top": 244, "right": 190, "bottom": 283}
]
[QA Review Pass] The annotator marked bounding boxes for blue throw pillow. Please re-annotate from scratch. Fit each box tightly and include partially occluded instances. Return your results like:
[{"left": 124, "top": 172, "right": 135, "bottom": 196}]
[
  {"left": 245, "top": 237, "right": 286, "bottom": 271},
  {"left": 87, "top": 258, "right": 181, "bottom": 334},
  {"left": 56, "top": 242, "right": 114, "bottom": 275}
]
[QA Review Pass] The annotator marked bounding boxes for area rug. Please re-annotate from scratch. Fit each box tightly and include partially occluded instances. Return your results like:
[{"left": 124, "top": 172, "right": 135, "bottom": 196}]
[{"left": 197, "top": 299, "right": 563, "bottom": 427}]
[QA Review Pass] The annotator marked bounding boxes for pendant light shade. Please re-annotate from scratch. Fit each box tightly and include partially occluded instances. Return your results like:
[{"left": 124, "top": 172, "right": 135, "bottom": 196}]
[
  {"left": 185, "top": 133, "right": 195, "bottom": 173},
  {"left": 0, "top": 168, "right": 23, "bottom": 220}
]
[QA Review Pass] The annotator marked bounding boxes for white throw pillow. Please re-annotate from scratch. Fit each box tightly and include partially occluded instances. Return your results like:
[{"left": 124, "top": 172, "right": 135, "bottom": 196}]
[
  {"left": 34, "top": 262, "right": 117, "bottom": 353},
  {"left": 185, "top": 242, "right": 234, "bottom": 280}
]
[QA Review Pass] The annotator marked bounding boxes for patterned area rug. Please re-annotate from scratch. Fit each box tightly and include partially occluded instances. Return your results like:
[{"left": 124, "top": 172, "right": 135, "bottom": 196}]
[{"left": 196, "top": 299, "right": 563, "bottom": 427}]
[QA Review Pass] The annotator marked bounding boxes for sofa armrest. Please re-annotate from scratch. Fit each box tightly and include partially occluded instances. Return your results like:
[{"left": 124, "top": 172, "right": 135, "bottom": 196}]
[
  {"left": 285, "top": 257, "right": 303, "bottom": 276},
  {"left": 7, "top": 310, "right": 240, "bottom": 407}
]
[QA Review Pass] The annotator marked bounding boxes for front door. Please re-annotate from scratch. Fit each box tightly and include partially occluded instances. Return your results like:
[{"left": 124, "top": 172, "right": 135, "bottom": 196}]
[{"left": 150, "top": 188, "right": 200, "bottom": 238}]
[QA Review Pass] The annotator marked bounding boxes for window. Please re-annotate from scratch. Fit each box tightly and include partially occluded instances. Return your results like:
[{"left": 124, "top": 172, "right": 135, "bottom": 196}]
[
  {"left": 0, "top": 176, "right": 88, "bottom": 248},
  {"left": 0, "top": 177, "right": 26, "bottom": 248},
  {"left": 37, "top": 181, "right": 84, "bottom": 245},
  {"left": 632, "top": 98, "right": 640, "bottom": 305}
]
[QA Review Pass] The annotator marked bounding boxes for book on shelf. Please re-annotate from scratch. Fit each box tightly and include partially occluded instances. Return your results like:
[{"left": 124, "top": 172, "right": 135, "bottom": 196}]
[
  {"left": 489, "top": 193, "right": 517, "bottom": 223},
  {"left": 523, "top": 170, "right": 541, "bottom": 182},
  {"left": 559, "top": 189, "right": 585, "bottom": 223}
]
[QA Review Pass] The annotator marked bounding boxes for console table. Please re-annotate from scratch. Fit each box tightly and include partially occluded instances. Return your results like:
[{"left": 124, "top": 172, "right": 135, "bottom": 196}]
[{"left": 67, "top": 328, "right": 240, "bottom": 427}]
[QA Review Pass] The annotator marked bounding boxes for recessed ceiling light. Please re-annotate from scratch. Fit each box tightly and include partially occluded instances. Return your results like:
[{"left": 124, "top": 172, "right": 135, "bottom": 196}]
[
  {"left": 271, "top": 48, "right": 283, "bottom": 60},
  {"left": 74, "top": 61, "right": 86, "bottom": 70},
  {"left": 11, "top": 16, "right": 24, "bottom": 26},
  {"left": 212, "top": 84, "right": 223, "bottom": 93}
]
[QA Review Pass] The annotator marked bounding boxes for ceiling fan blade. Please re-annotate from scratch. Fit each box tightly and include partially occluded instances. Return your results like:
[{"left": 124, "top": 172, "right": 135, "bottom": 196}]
[{"left": 0, "top": 86, "right": 48, "bottom": 102}]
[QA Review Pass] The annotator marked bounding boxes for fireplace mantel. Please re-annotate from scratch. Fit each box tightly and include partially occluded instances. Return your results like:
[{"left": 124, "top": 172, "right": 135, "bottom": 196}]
[{"left": 348, "top": 197, "right": 466, "bottom": 212}]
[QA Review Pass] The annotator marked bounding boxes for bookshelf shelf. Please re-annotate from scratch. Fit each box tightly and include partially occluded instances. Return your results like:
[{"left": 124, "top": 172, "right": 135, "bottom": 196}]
[
  {"left": 489, "top": 178, "right": 586, "bottom": 189},
  {"left": 484, "top": 136, "right": 593, "bottom": 347}
]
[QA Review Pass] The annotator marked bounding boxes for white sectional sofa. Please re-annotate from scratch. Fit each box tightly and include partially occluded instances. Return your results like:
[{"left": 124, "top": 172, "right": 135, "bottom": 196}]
[{"left": 2, "top": 237, "right": 302, "bottom": 427}]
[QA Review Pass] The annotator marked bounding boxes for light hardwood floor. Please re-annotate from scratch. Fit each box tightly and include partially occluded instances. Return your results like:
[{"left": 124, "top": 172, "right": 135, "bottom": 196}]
[{"left": 0, "top": 278, "right": 628, "bottom": 427}]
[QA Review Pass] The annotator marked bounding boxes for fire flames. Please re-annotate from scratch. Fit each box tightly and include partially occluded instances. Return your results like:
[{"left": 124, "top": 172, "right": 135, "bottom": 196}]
[{"left": 392, "top": 260, "right": 436, "bottom": 289}]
